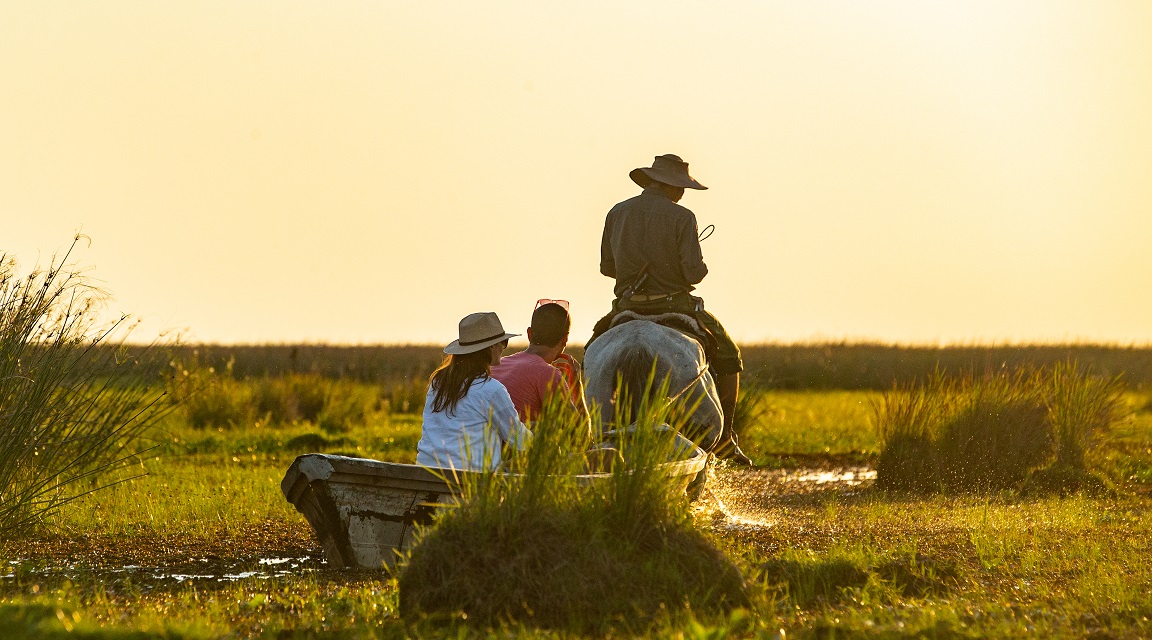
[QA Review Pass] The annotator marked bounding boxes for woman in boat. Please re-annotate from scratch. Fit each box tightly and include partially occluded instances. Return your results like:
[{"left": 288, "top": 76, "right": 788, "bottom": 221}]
[{"left": 416, "top": 311, "right": 533, "bottom": 471}]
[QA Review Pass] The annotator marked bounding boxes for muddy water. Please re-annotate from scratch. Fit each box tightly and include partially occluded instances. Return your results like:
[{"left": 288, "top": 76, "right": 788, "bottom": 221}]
[
  {"left": 3, "top": 554, "right": 324, "bottom": 584},
  {"left": 1, "top": 555, "right": 329, "bottom": 586}
]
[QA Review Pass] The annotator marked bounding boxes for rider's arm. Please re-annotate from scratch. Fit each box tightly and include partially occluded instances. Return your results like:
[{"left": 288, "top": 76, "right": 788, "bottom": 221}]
[
  {"left": 600, "top": 212, "right": 617, "bottom": 278},
  {"left": 679, "top": 214, "right": 708, "bottom": 285}
]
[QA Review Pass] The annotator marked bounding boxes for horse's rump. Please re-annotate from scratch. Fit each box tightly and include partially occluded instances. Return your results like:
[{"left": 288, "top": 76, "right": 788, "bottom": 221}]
[{"left": 583, "top": 320, "right": 724, "bottom": 452}]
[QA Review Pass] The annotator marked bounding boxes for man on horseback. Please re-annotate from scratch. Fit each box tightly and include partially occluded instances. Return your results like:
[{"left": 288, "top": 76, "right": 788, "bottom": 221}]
[{"left": 588, "top": 154, "right": 751, "bottom": 465}]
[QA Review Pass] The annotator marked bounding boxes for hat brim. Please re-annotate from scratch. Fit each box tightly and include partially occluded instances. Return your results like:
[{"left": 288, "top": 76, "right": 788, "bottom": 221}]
[
  {"left": 443, "top": 332, "right": 519, "bottom": 355},
  {"left": 630, "top": 167, "right": 707, "bottom": 190}
]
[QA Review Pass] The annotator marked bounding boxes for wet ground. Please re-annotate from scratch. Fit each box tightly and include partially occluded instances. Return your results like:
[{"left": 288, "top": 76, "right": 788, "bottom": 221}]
[
  {"left": 0, "top": 520, "right": 328, "bottom": 590},
  {"left": 2, "top": 465, "right": 874, "bottom": 585}
]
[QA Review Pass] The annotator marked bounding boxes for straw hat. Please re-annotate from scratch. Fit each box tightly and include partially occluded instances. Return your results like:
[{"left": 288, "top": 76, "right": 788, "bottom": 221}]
[
  {"left": 629, "top": 154, "right": 708, "bottom": 190},
  {"left": 444, "top": 312, "right": 519, "bottom": 355}
]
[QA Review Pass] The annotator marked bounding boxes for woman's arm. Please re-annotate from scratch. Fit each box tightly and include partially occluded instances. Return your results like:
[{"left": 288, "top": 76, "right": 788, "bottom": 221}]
[{"left": 491, "top": 381, "right": 532, "bottom": 450}]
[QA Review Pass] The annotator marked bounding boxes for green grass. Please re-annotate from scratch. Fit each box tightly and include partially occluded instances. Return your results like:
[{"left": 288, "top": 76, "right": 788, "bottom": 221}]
[
  {"left": 2, "top": 382, "right": 1152, "bottom": 638},
  {"left": 737, "top": 390, "right": 880, "bottom": 466},
  {"left": 40, "top": 412, "right": 422, "bottom": 538}
]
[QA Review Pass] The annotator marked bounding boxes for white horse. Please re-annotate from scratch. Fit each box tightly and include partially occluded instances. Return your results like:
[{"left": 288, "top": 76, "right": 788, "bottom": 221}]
[{"left": 583, "top": 317, "right": 726, "bottom": 452}]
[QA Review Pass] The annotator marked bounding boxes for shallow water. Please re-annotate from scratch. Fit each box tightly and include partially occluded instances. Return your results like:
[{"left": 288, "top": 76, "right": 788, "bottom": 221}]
[
  {"left": 2, "top": 555, "right": 327, "bottom": 585},
  {"left": 700, "top": 465, "right": 876, "bottom": 532}
]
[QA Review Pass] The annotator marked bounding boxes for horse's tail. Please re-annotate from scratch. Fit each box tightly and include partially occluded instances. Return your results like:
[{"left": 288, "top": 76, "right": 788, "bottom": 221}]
[{"left": 613, "top": 344, "right": 660, "bottom": 426}]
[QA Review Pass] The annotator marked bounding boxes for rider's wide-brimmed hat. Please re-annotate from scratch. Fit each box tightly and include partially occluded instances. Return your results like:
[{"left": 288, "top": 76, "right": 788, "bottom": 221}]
[
  {"left": 444, "top": 312, "right": 519, "bottom": 355},
  {"left": 630, "top": 154, "right": 708, "bottom": 190}
]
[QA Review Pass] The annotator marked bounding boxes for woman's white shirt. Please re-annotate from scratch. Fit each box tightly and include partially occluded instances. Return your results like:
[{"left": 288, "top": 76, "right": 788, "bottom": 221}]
[{"left": 416, "top": 377, "right": 532, "bottom": 471}]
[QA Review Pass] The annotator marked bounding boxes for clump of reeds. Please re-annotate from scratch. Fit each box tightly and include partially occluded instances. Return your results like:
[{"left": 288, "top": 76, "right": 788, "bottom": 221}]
[
  {"left": 398, "top": 382, "right": 747, "bottom": 633},
  {"left": 0, "top": 240, "right": 169, "bottom": 537},
  {"left": 873, "top": 362, "right": 1126, "bottom": 493}
]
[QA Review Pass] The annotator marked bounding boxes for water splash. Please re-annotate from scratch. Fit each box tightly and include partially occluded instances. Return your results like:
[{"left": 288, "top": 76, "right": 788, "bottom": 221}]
[
  {"left": 701, "top": 466, "right": 877, "bottom": 532},
  {"left": 781, "top": 469, "right": 876, "bottom": 486},
  {"left": 711, "top": 495, "right": 776, "bottom": 531}
]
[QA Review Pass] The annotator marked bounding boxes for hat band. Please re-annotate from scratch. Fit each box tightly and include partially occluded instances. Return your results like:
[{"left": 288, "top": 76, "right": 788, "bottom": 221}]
[{"left": 459, "top": 331, "right": 507, "bottom": 347}]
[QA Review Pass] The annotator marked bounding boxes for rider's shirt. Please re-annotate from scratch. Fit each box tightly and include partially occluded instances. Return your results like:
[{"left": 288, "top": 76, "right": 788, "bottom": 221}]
[{"left": 600, "top": 186, "right": 708, "bottom": 299}]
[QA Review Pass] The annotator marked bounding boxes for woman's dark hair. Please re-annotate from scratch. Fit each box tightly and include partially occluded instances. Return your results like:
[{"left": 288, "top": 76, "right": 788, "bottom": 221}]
[{"left": 428, "top": 343, "right": 503, "bottom": 415}]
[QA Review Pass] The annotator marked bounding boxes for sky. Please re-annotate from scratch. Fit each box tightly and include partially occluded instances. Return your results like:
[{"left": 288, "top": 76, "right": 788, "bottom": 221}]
[{"left": 3, "top": 1, "right": 1151, "bottom": 346}]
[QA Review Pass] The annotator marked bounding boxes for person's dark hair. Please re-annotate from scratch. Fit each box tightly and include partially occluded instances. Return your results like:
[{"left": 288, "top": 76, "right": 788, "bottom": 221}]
[
  {"left": 529, "top": 303, "right": 570, "bottom": 347},
  {"left": 429, "top": 345, "right": 499, "bottom": 415}
]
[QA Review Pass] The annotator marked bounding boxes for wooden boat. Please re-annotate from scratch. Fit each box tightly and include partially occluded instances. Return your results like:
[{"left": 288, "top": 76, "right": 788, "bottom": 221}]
[{"left": 281, "top": 436, "right": 708, "bottom": 569}]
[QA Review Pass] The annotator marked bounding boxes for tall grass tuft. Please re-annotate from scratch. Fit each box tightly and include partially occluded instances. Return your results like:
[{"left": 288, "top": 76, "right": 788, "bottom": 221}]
[
  {"left": 1046, "top": 360, "right": 1126, "bottom": 469},
  {"left": 399, "top": 383, "right": 747, "bottom": 633},
  {"left": 935, "top": 369, "right": 1054, "bottom": 490},
  {"left": 873, "top": 363, "right": 1126, "bottom": 493},
  {"left": 0, "top": 240, "right": 169, "bottom": 537}
]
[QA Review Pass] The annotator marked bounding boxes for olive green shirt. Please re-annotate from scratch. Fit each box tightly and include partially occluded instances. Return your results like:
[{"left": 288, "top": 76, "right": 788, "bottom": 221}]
[{"left": 599, "top": 187, "right": 708, "bottom": 298}]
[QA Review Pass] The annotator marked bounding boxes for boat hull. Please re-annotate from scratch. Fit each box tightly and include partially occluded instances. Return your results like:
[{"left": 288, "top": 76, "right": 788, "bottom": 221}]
[
  {"left": 282, "top": 445, "right": 708, "bottom": 569},
  {"left": 281, "top": 455, "right": 459, "bottom": 568}
]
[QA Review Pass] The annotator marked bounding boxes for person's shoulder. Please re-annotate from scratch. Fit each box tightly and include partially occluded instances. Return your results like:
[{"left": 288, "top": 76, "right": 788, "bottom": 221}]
[
  {"left": 496, "top": 352, "right": 553, "bottom": 377},
  {"left": 635, "top": 191, "right": 694, "bottom": 217},
  {"left": 609, "top": 193, "right": 647, "bottom": 212},
  {"left": 477, "top": 376, "right": 516, "bottom": 408},
  {"left": 492, "top": 351, "right": 529, "bottom": 373},
  {"left": 474, "top": 376, "right": 508, "bottom": 393},
  {"left": 664, "top": 198, "right": 695, "bottom": 217}
]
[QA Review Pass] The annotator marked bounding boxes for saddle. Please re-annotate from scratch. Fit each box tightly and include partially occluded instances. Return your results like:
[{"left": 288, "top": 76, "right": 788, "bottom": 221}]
[{"left": 608, "top": 310, "right": 720, "bottom": 364}]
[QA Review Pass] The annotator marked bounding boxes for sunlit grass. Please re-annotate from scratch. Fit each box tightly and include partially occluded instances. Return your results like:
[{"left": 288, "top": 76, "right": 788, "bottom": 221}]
[
  {"left": 2, "top": 386, "right": 1151, "bottom": 638},
  {"left": 43, "top": 414, "right": 422, "bottom": 538},
  {"left": 737, "top": 390, "right": 880, "bottom": 465}
]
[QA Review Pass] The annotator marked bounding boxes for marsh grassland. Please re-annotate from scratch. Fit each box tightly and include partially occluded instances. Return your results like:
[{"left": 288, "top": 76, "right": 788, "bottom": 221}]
[{"left": 2, "top": 352, "right": 1152, "bottom": 638}]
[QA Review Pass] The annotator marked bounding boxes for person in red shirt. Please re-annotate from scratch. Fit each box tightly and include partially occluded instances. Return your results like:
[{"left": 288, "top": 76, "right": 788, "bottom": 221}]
[{"left": 491, "top": 300, "right": 588, "bottom": 425}]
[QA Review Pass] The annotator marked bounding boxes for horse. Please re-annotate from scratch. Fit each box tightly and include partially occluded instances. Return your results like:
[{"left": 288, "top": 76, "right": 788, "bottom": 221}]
[{"left": 583, "top": 316, "right": 727, "bottom": 453}]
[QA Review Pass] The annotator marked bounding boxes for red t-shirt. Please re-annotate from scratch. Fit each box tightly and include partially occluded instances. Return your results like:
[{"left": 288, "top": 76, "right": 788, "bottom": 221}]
[{"left": 490, "top": 351, "right": 570, "bottom": 423}]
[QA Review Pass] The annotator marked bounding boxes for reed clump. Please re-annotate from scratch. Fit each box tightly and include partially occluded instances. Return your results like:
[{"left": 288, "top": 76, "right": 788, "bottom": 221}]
[
  {"left": 873, "top": 362, "right": 1126, "bottom": 493},
  {"left": 0, "top": 240, "right": 169, "bottom": 538},
  {"left": 399, "top": 388, "right": 747, "bottom": 633}
]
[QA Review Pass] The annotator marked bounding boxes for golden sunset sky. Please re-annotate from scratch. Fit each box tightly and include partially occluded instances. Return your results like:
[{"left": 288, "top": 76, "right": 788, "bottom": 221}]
[{"left": 3, "top": 1, "right": 1151, "bottom": 345}]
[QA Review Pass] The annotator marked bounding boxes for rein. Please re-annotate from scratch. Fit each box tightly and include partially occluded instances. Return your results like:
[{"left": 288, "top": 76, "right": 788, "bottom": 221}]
[{"left": 666, "top": 363, "right": 710, "bottom": 405}]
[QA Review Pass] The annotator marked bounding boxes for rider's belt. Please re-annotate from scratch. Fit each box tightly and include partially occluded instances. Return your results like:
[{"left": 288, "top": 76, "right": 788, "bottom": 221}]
[{"left": 628, "top": 292, "right": 680, "bottom": 303}]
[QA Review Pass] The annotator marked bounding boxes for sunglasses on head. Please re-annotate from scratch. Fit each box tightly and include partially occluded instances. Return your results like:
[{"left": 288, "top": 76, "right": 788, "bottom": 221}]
[{"left": 534, "top": 298, "right": 570, "bottom": 311}]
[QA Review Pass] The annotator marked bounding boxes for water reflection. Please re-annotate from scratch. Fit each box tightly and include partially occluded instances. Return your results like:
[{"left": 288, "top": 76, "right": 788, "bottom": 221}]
[
  {"left": 2, "top": 556, "right": 325, "bottom": 584},
  {"left": 782, "top": 469, "right": 876, "bottom": 485},
  {"left": 702, "top": 466, "right": 877, "bottom": 532}
]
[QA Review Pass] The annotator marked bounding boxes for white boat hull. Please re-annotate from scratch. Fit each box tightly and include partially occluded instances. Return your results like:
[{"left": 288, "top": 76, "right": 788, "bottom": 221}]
[{"left": 282, "top": 444, "right": 708, "bottom": 569}]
